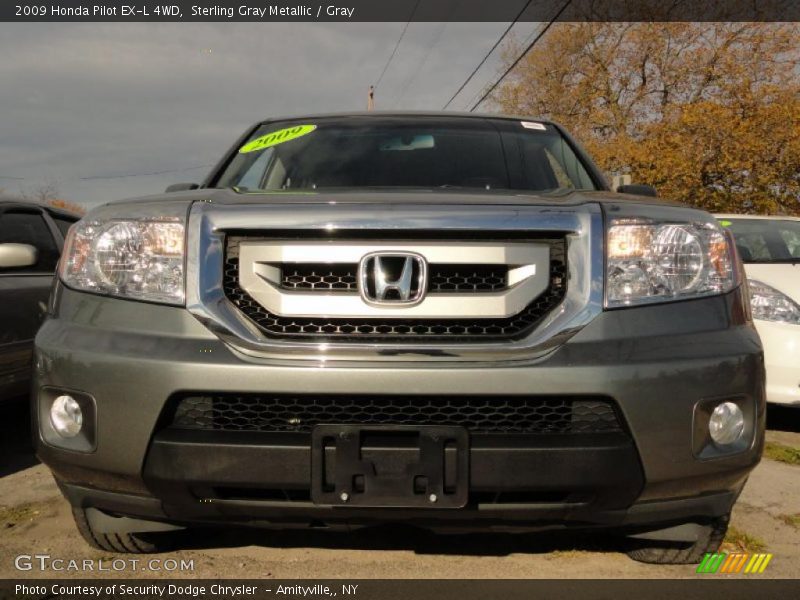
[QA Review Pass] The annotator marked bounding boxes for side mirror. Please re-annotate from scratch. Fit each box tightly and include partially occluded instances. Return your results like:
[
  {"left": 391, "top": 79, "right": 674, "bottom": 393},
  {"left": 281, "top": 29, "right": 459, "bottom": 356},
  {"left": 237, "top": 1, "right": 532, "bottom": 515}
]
[
  {"left": 165, "top": 183, "right": 199, "bottom": 193},
  {"left": 0, "top": 243, "right": 38, "bottom": 268},
  {"left": 616, "top": 184, "right": 658, "bottom": 197}
]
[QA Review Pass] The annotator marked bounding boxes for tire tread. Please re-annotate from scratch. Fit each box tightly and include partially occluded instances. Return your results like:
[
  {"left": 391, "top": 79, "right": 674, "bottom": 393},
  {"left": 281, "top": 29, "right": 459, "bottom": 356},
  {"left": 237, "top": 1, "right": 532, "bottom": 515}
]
[
  {"left": 71, "top": 507, "right": 168, "bottom": 554},
  {"left": 626, "top": 515, "right": 729, "bottom": 564}
]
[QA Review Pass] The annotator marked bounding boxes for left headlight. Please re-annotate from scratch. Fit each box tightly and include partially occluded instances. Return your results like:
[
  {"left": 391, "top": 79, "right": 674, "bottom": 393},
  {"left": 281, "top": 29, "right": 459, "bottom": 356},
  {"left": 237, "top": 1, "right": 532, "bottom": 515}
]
[
  {"left": 59, "top": 216, "right": 186, "bottom": 305},
  {"left": 606, "top": 219, "right": 736, "bottom": 307}
]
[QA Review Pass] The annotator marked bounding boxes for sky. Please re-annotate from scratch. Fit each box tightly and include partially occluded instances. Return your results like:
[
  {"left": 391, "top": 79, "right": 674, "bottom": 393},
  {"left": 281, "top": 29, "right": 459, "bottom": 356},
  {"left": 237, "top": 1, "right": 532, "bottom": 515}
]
[{"left": 0, "top": 21, "right": 542, "bottom": 208}]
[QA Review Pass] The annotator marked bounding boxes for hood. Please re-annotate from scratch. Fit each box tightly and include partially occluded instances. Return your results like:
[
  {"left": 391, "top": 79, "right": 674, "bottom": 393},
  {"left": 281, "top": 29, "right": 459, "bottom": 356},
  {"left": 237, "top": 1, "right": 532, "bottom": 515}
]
[
  {"left": 744, "top": 263, "right": 800, "bottom": 303},
  {"left": 108, "top": 187, "right": 684, "bottom": 209}
]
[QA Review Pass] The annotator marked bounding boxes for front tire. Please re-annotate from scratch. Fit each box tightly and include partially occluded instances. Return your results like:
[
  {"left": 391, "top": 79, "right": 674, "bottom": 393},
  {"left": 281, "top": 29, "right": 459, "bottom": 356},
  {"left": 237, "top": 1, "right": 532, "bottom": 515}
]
[
  {"left": 626, "top": 515, "right": 729, "bottom": 564},
  {"left": 72, "top": 507, "right": 178, "bottom": 553}
]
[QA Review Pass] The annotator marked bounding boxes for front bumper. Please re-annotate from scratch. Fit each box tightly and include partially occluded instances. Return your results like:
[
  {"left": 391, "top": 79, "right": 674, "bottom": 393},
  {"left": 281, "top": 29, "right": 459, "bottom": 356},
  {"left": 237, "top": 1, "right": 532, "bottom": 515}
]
[
  {"left": 754, "top": 319, "right": 800, "bottom": 406},
  {"left": 34, "top": 285, "right": 765, "bottom": 533}
]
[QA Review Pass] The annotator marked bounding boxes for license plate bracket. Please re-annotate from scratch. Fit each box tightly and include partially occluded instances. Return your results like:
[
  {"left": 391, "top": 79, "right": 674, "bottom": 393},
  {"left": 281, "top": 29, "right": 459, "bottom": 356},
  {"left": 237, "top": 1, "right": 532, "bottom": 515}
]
[{"left": 311, "top": 425, "right": 469, "bottom": 508}]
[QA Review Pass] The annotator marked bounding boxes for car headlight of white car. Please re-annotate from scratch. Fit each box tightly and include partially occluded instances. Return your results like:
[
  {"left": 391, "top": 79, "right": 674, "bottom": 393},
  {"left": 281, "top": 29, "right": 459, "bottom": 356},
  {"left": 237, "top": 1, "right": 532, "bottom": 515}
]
[
  {"left": 59, "top": 206, "right": 187, "bottom": 305},
  {"left": 748, "top": 279, "right": 800, "bottom": 324},
  {"left": 606, "top": 219, "right": 736, "bottom": 307}
]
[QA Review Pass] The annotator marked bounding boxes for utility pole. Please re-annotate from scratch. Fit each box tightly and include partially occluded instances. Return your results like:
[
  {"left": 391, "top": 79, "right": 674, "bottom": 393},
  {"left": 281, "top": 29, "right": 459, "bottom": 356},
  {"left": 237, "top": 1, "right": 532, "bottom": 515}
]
[{"left": 367, "top": 86, "right": 375, "bottom": 111}]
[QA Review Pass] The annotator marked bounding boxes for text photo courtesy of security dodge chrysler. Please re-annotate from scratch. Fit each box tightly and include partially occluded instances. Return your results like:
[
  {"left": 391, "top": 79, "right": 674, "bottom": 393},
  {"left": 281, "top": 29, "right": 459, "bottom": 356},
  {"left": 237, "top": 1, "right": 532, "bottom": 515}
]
[{"left": 34, "top": 114, "right": 764, "bottom": 564}]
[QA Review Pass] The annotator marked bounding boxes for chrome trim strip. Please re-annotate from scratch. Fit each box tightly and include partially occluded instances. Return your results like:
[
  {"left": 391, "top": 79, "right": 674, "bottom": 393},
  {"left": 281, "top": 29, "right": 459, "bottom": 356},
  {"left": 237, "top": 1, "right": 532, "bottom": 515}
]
[
  {"left": 238, "top": 241, "right": 548, "bottom": 318},
  {"left": 186, "top": 202, "right": 603, "bottom": 365},
  {"left": 239, "top": 241, "right": 548, "bottom": 264}
]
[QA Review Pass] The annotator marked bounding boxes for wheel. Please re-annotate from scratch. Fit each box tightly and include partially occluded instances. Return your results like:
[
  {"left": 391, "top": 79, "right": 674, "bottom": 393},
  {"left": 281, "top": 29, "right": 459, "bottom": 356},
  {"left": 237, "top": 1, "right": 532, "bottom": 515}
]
[
  {"left": 625, "top": 515, "right": 729, "bottom": 564},
  {"left": 72, "top": 507, "right": 180, "bottom": 554}
]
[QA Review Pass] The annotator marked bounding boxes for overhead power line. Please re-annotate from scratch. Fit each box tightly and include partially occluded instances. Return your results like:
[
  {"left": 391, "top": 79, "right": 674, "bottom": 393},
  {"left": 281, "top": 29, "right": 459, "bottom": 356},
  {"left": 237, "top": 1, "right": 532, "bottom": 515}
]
[
  {"left": 460, "top": 23, "right": 541, "bottom": 111},
  {"left": 374, "top": 0, "right": 422, "bottom": 91},
  {"left": 469, "top": 0, "right": 572, "bottom": 112},
  {"left": 395, "top": 21, "right": 448, "bottom": 108},
  {"left": 0, "top": 164, "right": 213, "bottom": 182},
  {"left": 459, "top": 18, "right": 543, "bottom": 111},
  {"left": 441, "top": 0, "right": 535, "bottom": 110},
  {"left": 79, "top": 164, "right": 214, "bottom": 181}
]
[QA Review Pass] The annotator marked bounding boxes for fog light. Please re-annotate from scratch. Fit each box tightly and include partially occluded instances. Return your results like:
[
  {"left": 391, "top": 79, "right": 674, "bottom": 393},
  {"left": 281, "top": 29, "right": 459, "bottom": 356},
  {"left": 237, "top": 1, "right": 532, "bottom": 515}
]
[
  {"left": 708, "top": 402, "right": 744, "bottom": 446},
  {"left": 50, "top": 395, "right": 83, "bottom": 438}
]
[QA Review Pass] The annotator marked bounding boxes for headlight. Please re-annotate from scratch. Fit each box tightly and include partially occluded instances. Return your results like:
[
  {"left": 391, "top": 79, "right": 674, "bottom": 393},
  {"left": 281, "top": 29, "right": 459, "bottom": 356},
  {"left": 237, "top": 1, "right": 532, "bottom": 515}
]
[
  {"left": 59, "top": 214, "right": 186, "bottom": 305},
  {"left": 748, "top": 280, "right": 800, "bottom": 324},
  {"left": 606, "top": 219, "right": 735, "bottom": 307}
]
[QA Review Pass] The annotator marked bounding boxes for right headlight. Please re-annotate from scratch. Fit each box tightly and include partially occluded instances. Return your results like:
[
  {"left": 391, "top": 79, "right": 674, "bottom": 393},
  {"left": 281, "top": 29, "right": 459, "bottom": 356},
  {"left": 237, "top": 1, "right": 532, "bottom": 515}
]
[
  {"left": 59, "top": 208, "right": 187, "bottom": 305},
  {"left": 748, "top": 280, "right": 800, "bottom": 324},
  {"left": 606, "top": 219, "right": 736, "bottom": 307}
]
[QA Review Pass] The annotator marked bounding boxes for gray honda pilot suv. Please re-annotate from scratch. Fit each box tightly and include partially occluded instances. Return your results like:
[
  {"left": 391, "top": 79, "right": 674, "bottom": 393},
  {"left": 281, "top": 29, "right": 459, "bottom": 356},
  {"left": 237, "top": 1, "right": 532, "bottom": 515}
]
[{"left": 34, "top": 113, "right": 764, "bottom": 563}]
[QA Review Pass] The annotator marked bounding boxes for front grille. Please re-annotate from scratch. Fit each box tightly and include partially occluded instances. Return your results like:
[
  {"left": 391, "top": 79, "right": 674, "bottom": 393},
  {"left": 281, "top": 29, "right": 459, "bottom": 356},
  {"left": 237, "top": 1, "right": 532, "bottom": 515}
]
[
  {"left": 168, "top": 394, "right": 622, "bottom": 435},
  {"left": 223, "top": 237, "right": 567, "bottom": 342},
  {"left": 282, "top": 264, "right": 358, "bottom": 291},
  {"left": 429, "top": 265, "right": 506, "bottom": 292},
  {"left": 282, "top": 264, "right": 507, "bottom": 293}
]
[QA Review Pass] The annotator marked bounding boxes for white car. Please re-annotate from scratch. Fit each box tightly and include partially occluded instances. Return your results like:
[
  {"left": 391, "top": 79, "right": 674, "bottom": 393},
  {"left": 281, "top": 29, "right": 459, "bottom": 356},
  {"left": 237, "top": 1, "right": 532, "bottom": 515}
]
[{"left": 717, "top": 214, "right": 800, "bottom": 406}]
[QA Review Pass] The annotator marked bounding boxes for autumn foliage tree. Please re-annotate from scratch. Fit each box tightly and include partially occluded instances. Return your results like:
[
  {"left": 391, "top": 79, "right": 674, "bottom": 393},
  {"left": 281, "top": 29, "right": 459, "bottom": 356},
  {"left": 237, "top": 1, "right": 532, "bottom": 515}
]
[
  {"left": 493, "top": 23, "right": 800, "bottom": 215},
  {"left": 47, "top": 198, "right": 86, "bottom": 216},
  {"left": 20, "top": 183, "right": 86, "bottom": 216}
]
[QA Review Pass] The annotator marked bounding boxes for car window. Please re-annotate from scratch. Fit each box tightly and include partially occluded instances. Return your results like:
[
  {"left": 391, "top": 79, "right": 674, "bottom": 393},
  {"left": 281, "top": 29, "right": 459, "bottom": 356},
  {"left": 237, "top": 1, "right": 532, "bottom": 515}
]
[
  {"left": 723, "top": 218, "right": 800, "bottom": 263},
  {"left": 780, "top": 229, "right": 800, "bottom": 258},
  {"left": 517, "top": 136, "right": 595, "bottom": 191},
  {"left": 52, "top": 216, "right": 78, "bottom": 238},
  {"left": 217, "top": 118, "right": 598, "bottom": 193},
  {"left": 237, "top": 147, "right": 275, "bottom": 191},
  {"left": 732, "top": 232, "right": 770, "bottom": 261},
  {"left": 545, "top": 150, "right": 574, "bottom": 189},
  {"left": 0, "top": 209, "right": 60, "bottom": 273}
]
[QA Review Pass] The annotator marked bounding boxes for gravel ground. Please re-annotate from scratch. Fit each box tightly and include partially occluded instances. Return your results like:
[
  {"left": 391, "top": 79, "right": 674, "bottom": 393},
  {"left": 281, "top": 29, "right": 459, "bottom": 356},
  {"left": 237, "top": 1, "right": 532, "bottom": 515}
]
[{"left": 1, "top": 401, "right": 798, "bottom": 580}]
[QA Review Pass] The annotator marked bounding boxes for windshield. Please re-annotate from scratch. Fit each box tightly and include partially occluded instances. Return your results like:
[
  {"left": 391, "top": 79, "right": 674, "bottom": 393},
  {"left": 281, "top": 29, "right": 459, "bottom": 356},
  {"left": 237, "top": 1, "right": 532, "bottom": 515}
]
[
  {"left": 722, "top": 218, "right": 800, "bottom": 263},
  {"left": 215, "top": 117, "right": 598, "bottom": 193}
]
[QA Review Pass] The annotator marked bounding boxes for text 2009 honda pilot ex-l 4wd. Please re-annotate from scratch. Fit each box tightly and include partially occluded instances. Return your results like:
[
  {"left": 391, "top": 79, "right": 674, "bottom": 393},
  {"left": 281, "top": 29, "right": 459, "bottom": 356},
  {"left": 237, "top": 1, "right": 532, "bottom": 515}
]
[{"left": 34, "top": 113, "right": 764, "bottom": 564}]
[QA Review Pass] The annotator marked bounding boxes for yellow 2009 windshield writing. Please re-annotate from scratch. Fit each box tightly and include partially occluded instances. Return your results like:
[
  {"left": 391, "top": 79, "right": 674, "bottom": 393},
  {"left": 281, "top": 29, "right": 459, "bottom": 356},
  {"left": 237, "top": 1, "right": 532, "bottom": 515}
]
[{"left": 239, "top": 124, "right": 317, "bottom": 153}]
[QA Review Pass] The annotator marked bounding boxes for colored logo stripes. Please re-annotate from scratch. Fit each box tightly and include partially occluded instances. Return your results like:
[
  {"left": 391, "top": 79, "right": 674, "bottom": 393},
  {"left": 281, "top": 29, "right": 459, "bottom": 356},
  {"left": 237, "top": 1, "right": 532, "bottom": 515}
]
[{"left": 697, "top": 552, "right": 773, "bottom": 574}]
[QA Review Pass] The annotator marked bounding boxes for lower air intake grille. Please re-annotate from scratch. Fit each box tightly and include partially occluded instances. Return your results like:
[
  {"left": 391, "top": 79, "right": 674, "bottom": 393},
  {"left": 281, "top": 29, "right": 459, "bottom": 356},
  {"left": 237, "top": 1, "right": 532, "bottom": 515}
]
[{"left": 167, "top": 395, "right": 623, "bottom": 435}]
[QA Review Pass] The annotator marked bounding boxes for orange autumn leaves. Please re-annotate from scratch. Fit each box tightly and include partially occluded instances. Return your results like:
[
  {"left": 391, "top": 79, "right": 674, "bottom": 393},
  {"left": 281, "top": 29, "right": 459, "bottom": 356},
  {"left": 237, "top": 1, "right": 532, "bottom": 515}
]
[{"left": 494, "top": 23, "right": 800, "bottom": 215}]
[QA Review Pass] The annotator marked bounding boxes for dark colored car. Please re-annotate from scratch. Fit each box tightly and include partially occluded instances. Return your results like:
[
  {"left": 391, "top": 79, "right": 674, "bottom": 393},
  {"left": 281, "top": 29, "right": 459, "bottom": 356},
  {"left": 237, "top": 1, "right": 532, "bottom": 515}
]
[
  {"left": 33, "top": 113, "right": 764, "bottom": 563},
  {"left": 0, "top": 200, "right": 78, "bottom": 401}
]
